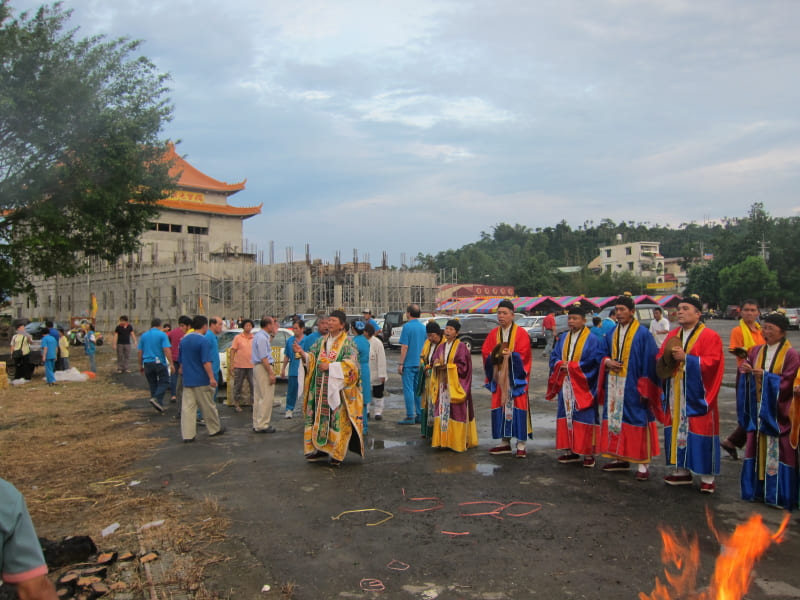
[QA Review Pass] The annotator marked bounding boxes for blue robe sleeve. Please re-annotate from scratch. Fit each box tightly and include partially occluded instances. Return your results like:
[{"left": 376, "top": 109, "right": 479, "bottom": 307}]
[
  {"left": 683, "top": 355, "right": 709, "bottom": 417},
  {"left": 758, "top": 371, "right": 782, "bottom": 437}
]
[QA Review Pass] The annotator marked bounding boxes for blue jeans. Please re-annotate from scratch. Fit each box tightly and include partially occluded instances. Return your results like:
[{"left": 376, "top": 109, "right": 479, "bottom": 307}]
[
  {"left": 144, "top": 362, "right": 169, "bottom": 406},
  {"left": 286, "top": 375, "right": 299, "bottom": 411},
  {"left": 169, "top": 361, "right": 180, "bottom": 397},
  {"left": 402, "top": 366, "right": 420, "bottom": 418},
  {"left": 86, "top": 352, "right": 96, "bottom": 373},
  {"left": 45, "top": 359, "right": 56, "bottom": 383}
]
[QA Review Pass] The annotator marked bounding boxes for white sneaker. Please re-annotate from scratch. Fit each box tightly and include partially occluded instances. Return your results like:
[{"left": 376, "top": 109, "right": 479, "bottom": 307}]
[{"left": 285, "top": 410, "right": 293, "bottom": 419}]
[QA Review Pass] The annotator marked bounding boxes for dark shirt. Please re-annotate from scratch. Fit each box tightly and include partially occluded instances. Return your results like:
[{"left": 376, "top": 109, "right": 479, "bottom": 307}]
[{"left": 115, "top": 323, "right": 134, "bottom": 345}]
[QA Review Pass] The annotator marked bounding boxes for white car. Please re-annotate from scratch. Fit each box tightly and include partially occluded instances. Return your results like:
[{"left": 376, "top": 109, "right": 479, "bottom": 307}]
[
  {"left": 388, "top": 316, "right": 449, "bottom": 349},
  {"left": 217, "top": 327, "right": 293, "bottom": 384}
]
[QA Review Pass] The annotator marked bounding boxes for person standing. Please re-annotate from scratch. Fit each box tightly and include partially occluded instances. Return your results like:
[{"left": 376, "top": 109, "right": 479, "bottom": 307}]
[
  {"left": 9, "top": 322, "right": 33, "bottom": 380},
  {"left": 657, "top": 295, "right": 724, "bottom": 494},
  {"left": 229, "top": 319, "right": 255, "bottom": 412},
  {"left": 598, "top": 295, "right": 661, "bottom": 480},
  {"left": 546, "top": 305, "right": 606, "bottom": 468},
  {"left": 251, "top": 316, "right": 277, "bottom": 433},
  {"left": 204, "top": 316, "right": 223, "bottom": 402},
  {"left": 178, "top": 315, "right": 224, "bottom": 442},
  {"left": 112, "top": 316, "right": 136, "bottom": 373},
  {"left": 302, "top": 310, "right": 364, "bottom": 466},
  {"left": 419, "top": 321, "right": 443, "bottom": 439},
  {"left": 167, "top": 316, "right": 191, "bottom": 404},
  {"left": 430, "top": 319, "right": 478, "bottom": 452},
  {"left": 739, "top": 312, "right": 800, "bottom": 509},
  {"left": 398, "top": 304, "right": 427, "bottom": 425},
  {"left": 721, "top": 299, "right": 765, "bottom": 459},
  {"left": 0, "top": 478, "right": 58, "bottom": 600},
  {"left": 649, "top": 307, "right": 671, "bottom": 347},
  {"left": 137, "top": 318, "right": 174, "bottom": 413},
  {"left": 57, "top": 327, "right": 70, "bottom": 371},
  {"left": 280, "top": 319, "right": 312, "bottom": 419},
  {"left": 361, "top": 309, "right": 381, "bottom": 335},
  {"left": 542, "top": 312, "right": 556, "bottom": 357},
  {"left": 40, "top": 331, "right": 57, "bottom": 386},
  {"left": 365, "top": 323, "right": 387, "bottom": 420},
  {"left": 482, "top": 299, "right": 533, "bottom": 458},
  {"left": 351, "top": 320, "right": 372, "bottom": 434},
  {"left": 82, "top": 323, "right": 97, "bottom": 373}
]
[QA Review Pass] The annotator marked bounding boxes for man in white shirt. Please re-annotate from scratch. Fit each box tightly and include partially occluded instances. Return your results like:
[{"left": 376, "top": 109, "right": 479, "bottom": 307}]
[{"left": 649, "top": 307, "right": 670, "bottom": 348}]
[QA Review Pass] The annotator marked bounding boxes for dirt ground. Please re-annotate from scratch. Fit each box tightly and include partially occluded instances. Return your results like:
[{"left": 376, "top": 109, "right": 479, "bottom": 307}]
[{"left": 116, "top": 320, "right": 800, "bottom": 600}]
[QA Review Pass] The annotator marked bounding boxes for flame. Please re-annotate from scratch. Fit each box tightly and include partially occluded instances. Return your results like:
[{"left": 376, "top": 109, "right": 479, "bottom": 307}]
[{"left": 640, "top": 508, "right": 790, "bottom": 600}]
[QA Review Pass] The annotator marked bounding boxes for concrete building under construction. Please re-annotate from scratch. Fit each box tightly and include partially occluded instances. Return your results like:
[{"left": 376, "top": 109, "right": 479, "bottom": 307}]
[{"left": 11, "top": 146, "right": 437, "bottom": 331}]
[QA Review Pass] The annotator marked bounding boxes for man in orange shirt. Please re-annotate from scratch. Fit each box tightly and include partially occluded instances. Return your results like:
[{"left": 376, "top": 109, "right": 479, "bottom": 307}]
[
  {"left": 229, "top": 319, "right": 255, "bottom": 412},
  {"left": 721, "top": 299, "right": 764, "bottom": 459}
]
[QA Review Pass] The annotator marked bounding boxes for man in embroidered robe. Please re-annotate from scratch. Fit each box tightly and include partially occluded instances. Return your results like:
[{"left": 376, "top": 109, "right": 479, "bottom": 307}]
[
  {"left": 302, "top": 310, "right": 364, "bottom": 466},
  {"left": 482, "top": 299, "right": 533, "bottom": 458},
  {"left": 657, "top": 295, "right": 724, "bottom": 494},
  {"left": 420, "top": 321, "right": 443, "bottom": 439},
  {"left": 546, "top": 305, "right": 605, "bottom": 468},
  {"left": 599, "top": 295, "right": 661, "bottom": 480},
  {"left": 739, "top": 312, "right": 800, "bottom": 510},
  {"left": 430, "top": 319, "right": 478, "bottom": 452},
  {"left": 721, "top": 299, "right": 764, "bottom": 459}
]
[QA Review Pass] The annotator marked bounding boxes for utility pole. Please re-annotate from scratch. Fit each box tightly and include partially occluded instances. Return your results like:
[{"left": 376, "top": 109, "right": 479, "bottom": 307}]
[{"left": 758, "top": 236, "right": 770, "bottom": 262}]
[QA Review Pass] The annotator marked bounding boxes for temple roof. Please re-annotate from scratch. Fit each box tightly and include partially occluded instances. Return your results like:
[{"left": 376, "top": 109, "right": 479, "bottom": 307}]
[
  {"left": 166, "top": 144, "right": 247, "bottom": 194},
  {"left": 159, "top": 197, "right": 262, "bottom": 218}
]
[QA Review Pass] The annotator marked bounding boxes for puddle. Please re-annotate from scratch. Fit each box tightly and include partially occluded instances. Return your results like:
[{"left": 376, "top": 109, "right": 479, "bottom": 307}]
[
  {"left": 369, "top": 438, "right": 423, "bottom": 450},
  {"left": 434, "top": 462, "right": 501, "bottom": 476}
]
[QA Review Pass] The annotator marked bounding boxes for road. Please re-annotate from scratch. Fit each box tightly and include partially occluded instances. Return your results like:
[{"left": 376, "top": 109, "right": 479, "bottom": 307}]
[{"left": 126, "top": 320, "right": 800, "bottom": 599}]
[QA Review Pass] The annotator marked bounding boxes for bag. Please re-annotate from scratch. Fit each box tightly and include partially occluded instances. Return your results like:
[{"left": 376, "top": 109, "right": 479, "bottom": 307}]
[{"left": 12, "top": 349, "right": 23, "bottom": 361}]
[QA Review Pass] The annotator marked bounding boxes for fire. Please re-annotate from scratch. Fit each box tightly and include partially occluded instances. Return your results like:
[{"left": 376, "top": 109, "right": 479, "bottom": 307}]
[{"left": 640, "top": 508, "right": 790, "bottom": 600}]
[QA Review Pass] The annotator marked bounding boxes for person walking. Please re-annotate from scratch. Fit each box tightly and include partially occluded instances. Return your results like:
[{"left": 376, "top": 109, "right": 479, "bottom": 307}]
[
  {"left": 229, "top": 319, "right": 255, "bottom": 412},
  {"left": 82, "top": 322, "right": 97, "bottom": 373},
  {"left": 397, "top": 304, "right": 426, "bottom": 425},
  {"left": 365, "top": 323, "right": 387, "bottom": 420},
  {"left": 251, "top": 316, "right": 278, "bottom": 433},
  {"left": 40, "top": 330, "right": 57, "bottom": 386},
  {"left": 113, "top": 315, "right": 136, "bottom": 373},
  {"left": 281, "top": 319, "right": 313, "bottom": 418},
  {"left": 137, "top": 318, "right": 174, "bottom": 413},
  {"left": 542, "top": 311, "right": 556, "bottom": 357},
  {"left": 9, "top": 322, "right": 33, "bottom": 380},
  {"left": 178, "top": 315, "right": 224, "bottom": 442}
]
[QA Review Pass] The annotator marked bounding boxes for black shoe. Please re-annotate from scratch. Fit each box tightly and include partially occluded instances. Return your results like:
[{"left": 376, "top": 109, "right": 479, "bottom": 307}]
[
  {"left": 197, "top": 418, "right": 206, "bottom": 427},
  {"left": 149, "top": 398, "right": 165, "bottom": 413},
  {"left": 253, "top": 426, "right": 276, "bottom": 434},
  {"left": 183, "top": 437, "right": 196, "bottom": 443},
  {"left": 209, "top": 427, "right": 226, "bottom": 437},
  {"left": 374, "top": 415, "right": 383, "bottom": 421}
]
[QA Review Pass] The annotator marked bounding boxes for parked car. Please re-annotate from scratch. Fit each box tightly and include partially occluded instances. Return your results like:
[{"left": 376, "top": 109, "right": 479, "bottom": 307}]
[
  {"left": 593, "top": 304, "right": 663, "bottom": 329},
  {"left": 785, "top": 308, "right": 800, "bottom": 330},
  {"left": 456, "top": 316, "right": 499, "bottom": 353},
  {"left": 388, "top": 316, "right": 449, "bottom": 349},
  {"left": 381, "top": 310, "right": 437, "bottom": 344},
  {"left": 217, "top": 327, "right": 292, "bottom": 390},
  {"left": 516, "top": 315, "right": 546, "bottom": 347}
]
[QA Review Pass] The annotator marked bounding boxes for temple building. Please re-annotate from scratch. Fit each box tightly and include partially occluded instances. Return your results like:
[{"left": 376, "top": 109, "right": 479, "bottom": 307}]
[{"left": 10, "top": 146, "right": 437, "bottom": 331}]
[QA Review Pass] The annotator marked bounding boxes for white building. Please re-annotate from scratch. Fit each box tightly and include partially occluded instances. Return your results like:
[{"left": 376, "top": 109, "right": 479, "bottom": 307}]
[{"left": 588, "top": 240, "right": 665, "bottom": 282}]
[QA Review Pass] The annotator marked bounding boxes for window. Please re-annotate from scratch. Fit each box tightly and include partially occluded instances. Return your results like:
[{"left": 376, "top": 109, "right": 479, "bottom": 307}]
[
  {"left": 605, "top": 265, "right": 612, "bottom": 273},
  {"left": 171, "top": 224, "right": 182, "bottom": 232},
  {"left": 109, "top": 291, "right": 115, "bottom": 310},
  {"left": 627, "top": 262, "right": 634, "bottom": 271},
  {"left": 102, "top": 292, "right": 107, "bottom": 310},
  {"left": 131, "top": 289, "right": 137, "bottom": 310},
  {"left": 411, "top": 285, "right": 425, "bottom": 304},
  {"left": 605, "top": 249, "right": 611, "bottom": 258},
  {"left": 625, "top": 247, "right": 632, "bottom": 255},
  {"left": 171, "top": 286, "right": 177, "bottom": 307},
  {"left": 187, "top": 226, "right": 208, "bottom": 235},
  {"left": 157, "top": 223, "right": 169, "bottom": 232}
]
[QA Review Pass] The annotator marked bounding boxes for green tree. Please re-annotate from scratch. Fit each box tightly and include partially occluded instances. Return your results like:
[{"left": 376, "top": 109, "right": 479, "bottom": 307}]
[
  {"left": 718, "top": 256, "right": 780, "bottom": 308},
  {"left": 0, "top": 2, "right": 175, "bottom": 297},
  {"left": 685, "top": 263, "right": 721, "bottom": 307}
]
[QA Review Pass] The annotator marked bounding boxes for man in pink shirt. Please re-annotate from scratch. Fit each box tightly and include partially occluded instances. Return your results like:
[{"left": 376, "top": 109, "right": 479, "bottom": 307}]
[
  {"left": 167, "top": 316, "right": 191, "bottom": 403},
  {"left": 229, "top": 319, "right": 255, "bottom": 412}
]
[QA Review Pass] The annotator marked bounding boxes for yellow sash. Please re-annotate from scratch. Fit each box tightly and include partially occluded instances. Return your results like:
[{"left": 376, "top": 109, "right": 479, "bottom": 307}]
[
  {"left": 442, "top": 339, "right": 467, "bottom": 403},
  {"left": 611, "top": 320, "right": 641, "bottom": 378},
  {"left": 561, "top": 327, "right": 588, "bottom": 363},
  {"left": 739, "top": 319, "right": 760, "bottom": 350},
  {"left": 494, "top": 323, "right": 518, "bottom": 352}
]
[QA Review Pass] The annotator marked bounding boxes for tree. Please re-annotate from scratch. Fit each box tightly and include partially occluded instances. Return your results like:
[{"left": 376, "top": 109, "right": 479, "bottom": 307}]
[
  {"left": 0, "top": 2, "right": 175, "bottom": 297},
  {"left": 718, "top": 256, "right": 780, "bottom": 309}
]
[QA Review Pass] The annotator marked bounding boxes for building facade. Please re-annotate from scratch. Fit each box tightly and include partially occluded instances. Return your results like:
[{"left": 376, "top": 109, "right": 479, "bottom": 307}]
[{"left": 589, "top": 240, "right": 665, "bottom": 282}]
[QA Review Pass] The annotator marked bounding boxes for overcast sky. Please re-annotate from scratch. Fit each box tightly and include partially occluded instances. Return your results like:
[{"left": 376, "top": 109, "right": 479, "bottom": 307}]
[{"left": 11, "top": 0, "right": 800, "bottom": 266}]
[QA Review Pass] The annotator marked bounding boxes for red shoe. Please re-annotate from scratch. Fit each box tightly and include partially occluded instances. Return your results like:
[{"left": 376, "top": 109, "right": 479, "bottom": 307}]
[
  {"left": 601, "top": 460, "right": 630, "bottom": 472},
  {"left": 700, "top": 482, "right": 716, "bottom": 494},
  {"left": 664, "top": 473, "right": 693, "bottom": 486},
  {"left": 635, "top": 467, "right": 650, "bottom": 481},
  {"left": 489, "top": 444, "right": 512, "bottom": 455},
  {"left": 557, "top": 452, "right": 581, "bottom": 464},
  {"left": 515, "top": 449, "right": 527, "bottom": 459},
  {"left": 583, "top": 456, "right": 596, "bottom": 468}
]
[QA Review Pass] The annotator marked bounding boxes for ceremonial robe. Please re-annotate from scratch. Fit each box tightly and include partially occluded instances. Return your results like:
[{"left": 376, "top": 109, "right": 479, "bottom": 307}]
[
  {"left": 430, "top": 339, "right": 478, "bottom": 452},
  {"left": 303, "top": 332, "right": 364, "bottom": 461},
  {"left": 657, "top": 325, "right": 724, "bottom": 476},
  {"left": 546, "top": 326, "right": 605, "bottom": 456},
  {"left": 739, "top": 341, "right": 800, "bottom": 510},
  {"left": 419, "top": 338, "right": 440, "bottom": 439},
  {"left": 482, "top": 324, "right": 532, "bottom": 442},
  {"left": 599, "top": 320, "right": 661, "bottom": 463}
]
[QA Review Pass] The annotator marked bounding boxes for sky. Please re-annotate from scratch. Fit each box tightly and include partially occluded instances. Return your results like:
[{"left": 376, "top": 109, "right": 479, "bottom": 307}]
[{"left": 9, "top": 0, "right": 800, "bottom": 267}]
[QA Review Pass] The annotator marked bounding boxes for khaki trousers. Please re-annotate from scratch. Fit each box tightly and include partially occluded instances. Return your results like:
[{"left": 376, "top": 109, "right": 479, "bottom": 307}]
[
  {"left": 253, "top": 363, "right": 275, "bottom": 430},
  {"left": 181, "top": 386, "right": 222, "bottom": 440}
]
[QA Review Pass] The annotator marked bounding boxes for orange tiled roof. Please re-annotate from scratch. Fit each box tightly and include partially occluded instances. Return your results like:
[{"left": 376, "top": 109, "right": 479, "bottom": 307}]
[
  {"left": 166, "top": 144, "right": 246, "bottom": 194},
  {"left": 158, "top": 197, "right": 262, "bottom": 217}
]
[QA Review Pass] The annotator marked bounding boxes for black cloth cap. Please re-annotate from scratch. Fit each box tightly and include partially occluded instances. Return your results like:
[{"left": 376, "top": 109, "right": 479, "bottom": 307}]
[
  {"left": 614, "top": 295, "right": 635, "bottom": 311},
  {"left": 426, "top": 321, "right": 443, "bottom": 335},
  {"left": 498, "top": 299, "right": 515, "bottom": 312},
  {"left": 446, "top": 319, "right": 461, "bottom": 332},
  {"left": 680, "top": 295, "right": 703, "bottom": 312},
  {"left": 762, "top": 312, "right": 790, "bottom": 331},
  {"left": 567, "top": 304, "right": 585, "bottom": 316}
]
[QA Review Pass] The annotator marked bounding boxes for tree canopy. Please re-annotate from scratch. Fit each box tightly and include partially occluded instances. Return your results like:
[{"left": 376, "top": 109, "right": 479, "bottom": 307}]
[
  {"left": 416, "top": 202, "right": 800, "bottom": 308},
  {"left": 0, "top": 1, "right": 175, "bottom": 297}
]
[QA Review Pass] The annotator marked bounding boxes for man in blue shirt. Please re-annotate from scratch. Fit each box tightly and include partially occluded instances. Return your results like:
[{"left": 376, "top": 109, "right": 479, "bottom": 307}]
[
  {"left": 398, "top": 304, "right": 427, "bottom": 424},
  {"left": 204, "top": 316, "right": 223, "bottom": 402},
  {"left": 40, "top": 332, "right": 58, "bottom": 386},
  {"left": 137, "top": 318, "right": 174, "bottom": 413},
  {"left": 361, "top": 309, "right": 381, "bottom": 335},
  {"left": 251, "top": 316, "right": 278, "bottom": 433},
  {"left": 179, "top": 315, "right": 223, "bottom": 442},
  {"left": 280, "top": 319, "right": 313, "bottom": 419}
]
